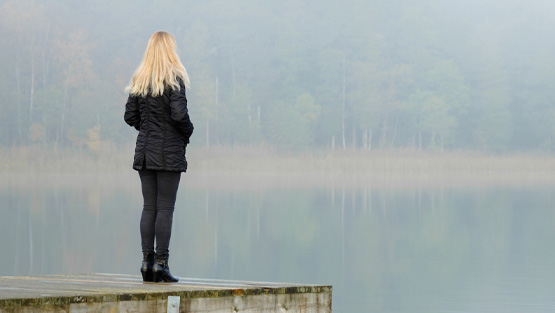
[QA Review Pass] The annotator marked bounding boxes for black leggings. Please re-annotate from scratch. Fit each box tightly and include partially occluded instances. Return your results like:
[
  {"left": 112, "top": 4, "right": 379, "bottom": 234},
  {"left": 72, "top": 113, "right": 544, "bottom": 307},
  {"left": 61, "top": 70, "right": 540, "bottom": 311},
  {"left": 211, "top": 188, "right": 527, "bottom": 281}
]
[{"left": 138, "top": 169, "right": 181, "bottom": 256}]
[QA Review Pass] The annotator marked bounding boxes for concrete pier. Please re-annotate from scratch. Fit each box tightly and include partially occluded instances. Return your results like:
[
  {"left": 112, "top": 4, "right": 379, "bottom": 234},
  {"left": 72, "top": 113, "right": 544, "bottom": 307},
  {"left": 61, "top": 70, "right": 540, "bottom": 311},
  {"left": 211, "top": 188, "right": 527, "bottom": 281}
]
[{"left": 0, "top": 273, "right": 332, "bottom": 312}]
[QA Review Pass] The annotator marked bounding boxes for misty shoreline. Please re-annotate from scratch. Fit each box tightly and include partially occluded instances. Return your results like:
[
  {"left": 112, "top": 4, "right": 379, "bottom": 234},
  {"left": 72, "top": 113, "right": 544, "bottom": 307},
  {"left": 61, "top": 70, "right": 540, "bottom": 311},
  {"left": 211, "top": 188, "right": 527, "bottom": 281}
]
[
  {"left": 2, "top": 145, "right": 555, "bottom": 172},
  {"left": 2, "top": 146, "right": 555, "bottom": 188}
]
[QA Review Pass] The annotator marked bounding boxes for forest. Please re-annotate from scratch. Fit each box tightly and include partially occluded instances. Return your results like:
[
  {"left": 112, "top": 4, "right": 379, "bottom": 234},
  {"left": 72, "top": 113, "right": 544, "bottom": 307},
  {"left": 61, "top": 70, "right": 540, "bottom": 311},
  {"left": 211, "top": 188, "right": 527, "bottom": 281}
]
[{"left": 1, "top": 0, "right": 554, "bottom": 153}]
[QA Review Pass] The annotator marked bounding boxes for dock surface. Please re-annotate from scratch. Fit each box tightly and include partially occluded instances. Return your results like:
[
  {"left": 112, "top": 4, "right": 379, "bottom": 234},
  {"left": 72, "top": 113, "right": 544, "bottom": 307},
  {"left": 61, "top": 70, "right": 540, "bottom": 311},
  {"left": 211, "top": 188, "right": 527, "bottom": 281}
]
[{"left": 0, "top": 273, "right": 331, "bottom": 312}]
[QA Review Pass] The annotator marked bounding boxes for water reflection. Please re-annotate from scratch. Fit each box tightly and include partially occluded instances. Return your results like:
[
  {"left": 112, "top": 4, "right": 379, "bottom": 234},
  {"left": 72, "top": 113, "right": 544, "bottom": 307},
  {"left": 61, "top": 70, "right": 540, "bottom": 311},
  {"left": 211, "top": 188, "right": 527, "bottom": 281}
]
[{"left": 1, "top": 172, "right": 555, "bottom": 312}]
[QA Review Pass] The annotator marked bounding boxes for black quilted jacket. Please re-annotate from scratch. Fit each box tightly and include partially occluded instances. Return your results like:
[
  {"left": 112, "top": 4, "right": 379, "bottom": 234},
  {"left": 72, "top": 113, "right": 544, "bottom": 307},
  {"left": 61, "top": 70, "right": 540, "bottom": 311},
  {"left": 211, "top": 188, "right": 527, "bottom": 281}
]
[{"left": 124, "top": 78, "right": 194, "bottom": 172}]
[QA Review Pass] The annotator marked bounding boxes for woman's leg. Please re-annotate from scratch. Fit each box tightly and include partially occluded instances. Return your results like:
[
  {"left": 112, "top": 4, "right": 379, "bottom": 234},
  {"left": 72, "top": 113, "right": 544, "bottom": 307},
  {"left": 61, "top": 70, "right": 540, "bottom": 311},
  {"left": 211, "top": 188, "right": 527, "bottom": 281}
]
[
  {"left": 139, "top": 169, "right": 157, "bottom": 254},
  {"left": 154, "top": 171, "right": 181, "bottom": 255}
]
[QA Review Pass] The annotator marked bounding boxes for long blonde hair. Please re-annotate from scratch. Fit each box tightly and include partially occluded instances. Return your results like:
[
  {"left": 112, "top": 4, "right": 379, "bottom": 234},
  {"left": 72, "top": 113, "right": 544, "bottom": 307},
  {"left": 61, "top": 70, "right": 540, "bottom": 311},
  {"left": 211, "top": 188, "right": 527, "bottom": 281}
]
[{"left": 126, "top": 31, "right": 190, "bottom": 97}]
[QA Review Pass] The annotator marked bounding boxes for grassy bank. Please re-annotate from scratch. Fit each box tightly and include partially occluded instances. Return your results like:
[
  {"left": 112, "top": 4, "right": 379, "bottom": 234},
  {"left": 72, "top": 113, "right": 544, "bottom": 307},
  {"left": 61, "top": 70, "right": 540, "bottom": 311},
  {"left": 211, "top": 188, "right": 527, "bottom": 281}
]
[
  {"left": 2, "top": 144, "right": 555, "bottom": 173},
  {"left": 2, "top": 145, "right": 555, "bottom": 188}
]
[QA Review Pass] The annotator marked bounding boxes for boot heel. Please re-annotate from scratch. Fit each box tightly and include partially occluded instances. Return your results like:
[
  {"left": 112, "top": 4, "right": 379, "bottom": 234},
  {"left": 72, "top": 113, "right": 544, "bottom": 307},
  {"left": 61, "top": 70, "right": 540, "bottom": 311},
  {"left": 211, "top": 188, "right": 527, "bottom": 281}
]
[
  {"left": 141, "top": 270, "right": 153, "bottom": 282},
  {"left": 153, "top": 254, "right": 178, "bottom": 283},
  {"left": 140, "top": 253, "right": 155, "bottom": 282},
  {"left": 152, "top": 270, "right": 161, "bottom": 282}
]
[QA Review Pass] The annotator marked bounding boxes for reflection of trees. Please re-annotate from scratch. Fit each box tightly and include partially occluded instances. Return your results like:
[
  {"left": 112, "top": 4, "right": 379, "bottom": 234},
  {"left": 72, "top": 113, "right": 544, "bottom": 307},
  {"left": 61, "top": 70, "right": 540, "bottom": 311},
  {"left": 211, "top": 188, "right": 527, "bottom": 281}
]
[{"left": 3, "top": 176, "right": 555, "bottom": 312}]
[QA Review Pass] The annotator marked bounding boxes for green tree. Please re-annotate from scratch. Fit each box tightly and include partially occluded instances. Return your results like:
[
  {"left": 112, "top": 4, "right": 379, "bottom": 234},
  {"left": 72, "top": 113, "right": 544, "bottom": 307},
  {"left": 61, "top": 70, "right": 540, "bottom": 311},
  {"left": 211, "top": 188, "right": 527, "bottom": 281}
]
[
  {"left": 264, "top": 92, "right": 320, "bottom": 150},
  {"left": 471, "top": 44, "right": 513, "bottom": 151},
  {"left": 512, "top": 49, "right": 555, "bottom": 150},
  {"left": 0, "top": 0, "right": 50, "bottom": 145},
  {"left": 408, "top": 90, "right": 456, "bottom": 150},
  {"left": 407, "top": 60, "right": 469, "bottom": 150},
  {"left": 224, "top": 83, "right": 261, "bottom": 145},
  {"left": 348, "top": 33, "right": 384, "bottom": 150},
  {"left": 314, "top": 48, "right": 344, "bottom": 149},
  {"left": 181, "top": 21, "right": 219, "bottom": 147}
]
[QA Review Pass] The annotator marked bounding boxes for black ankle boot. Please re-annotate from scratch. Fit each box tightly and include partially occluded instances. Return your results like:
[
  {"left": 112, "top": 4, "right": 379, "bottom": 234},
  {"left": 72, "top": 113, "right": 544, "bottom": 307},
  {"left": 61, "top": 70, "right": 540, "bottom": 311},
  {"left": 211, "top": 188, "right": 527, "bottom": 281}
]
[
  {"left": 152, "top": 253, "right": 178, "bottom": 283},
  {"left": 140, "top": 253, "right": 155, "bottom": 282}
]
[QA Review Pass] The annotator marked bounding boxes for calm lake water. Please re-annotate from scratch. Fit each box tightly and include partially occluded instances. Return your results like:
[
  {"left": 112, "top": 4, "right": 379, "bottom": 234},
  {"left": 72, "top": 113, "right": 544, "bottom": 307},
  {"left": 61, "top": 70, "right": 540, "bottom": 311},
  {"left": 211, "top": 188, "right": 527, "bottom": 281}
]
[{"left": 2, "top": 171, "right": 555, "bottom": 312}]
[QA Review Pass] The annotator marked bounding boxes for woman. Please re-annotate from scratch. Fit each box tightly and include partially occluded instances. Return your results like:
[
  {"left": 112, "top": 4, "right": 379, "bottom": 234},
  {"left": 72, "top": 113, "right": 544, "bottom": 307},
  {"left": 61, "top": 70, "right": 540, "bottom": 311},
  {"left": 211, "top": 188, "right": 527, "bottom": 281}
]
[{"left": 124, "top": 31, "right": 194, "bottom": 283}]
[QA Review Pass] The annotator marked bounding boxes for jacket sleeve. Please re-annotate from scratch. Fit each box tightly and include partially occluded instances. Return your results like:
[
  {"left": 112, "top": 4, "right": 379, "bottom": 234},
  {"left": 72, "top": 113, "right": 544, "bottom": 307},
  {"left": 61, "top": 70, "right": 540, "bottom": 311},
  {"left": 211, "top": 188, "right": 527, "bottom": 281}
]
[
  {"left": 124, "top": 94, "right": 141, "bottom": 131},
  {"left": 169, "top": 80, "right": 194, "bottom": 142}
]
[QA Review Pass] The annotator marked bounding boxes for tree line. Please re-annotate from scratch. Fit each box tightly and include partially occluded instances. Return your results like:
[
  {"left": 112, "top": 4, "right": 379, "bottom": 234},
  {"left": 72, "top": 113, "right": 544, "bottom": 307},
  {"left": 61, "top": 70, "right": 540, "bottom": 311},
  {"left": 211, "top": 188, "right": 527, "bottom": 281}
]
[{"left": 1, "top": 0, "right": 554, "bottom": 153}]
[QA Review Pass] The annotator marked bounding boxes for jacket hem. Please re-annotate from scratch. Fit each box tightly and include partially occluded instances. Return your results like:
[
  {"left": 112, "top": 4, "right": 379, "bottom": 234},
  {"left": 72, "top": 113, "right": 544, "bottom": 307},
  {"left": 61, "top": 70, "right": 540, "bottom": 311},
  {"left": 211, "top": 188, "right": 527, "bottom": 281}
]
[{"left": 132, "top": 165, "right": 187, "bottom": 172}]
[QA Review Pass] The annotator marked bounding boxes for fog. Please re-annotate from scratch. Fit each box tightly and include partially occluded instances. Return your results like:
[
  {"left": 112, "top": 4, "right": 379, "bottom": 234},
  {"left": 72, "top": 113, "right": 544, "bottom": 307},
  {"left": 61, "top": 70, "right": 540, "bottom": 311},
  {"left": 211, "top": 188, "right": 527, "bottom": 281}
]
[
  {"left": 2, "top": 1, "right": 555, "bottom": 312},
  {"left": 1, "top": 0, "right": 555, "bottom": 152}
]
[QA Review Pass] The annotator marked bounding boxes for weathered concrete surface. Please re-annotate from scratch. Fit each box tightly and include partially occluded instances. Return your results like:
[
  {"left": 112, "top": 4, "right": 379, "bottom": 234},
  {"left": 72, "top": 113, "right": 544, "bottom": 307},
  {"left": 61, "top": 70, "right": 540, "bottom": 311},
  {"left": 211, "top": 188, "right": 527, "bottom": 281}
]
[{"left": 0, "top": 273, "right": 332, "bottom": 313}]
